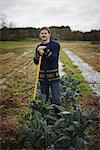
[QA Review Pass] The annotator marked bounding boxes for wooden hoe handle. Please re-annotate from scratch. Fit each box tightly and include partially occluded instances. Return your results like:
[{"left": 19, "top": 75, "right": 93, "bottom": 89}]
[{"left": 33, "top": 56, "right": 42, "bottom": 101}]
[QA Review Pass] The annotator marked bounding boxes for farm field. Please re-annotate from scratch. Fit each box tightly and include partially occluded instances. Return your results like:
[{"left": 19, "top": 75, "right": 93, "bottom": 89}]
[
  {"left": 0, "top": 40, "right": 100, "bottom": 149},
  {"left": 61, "top": 41, "right": 100, "bottom": 72}
]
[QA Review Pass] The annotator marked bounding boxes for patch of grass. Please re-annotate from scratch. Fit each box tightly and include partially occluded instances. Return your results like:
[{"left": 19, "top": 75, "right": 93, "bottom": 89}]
[
  {"left": 0, "top": 41, "right": 36, "bottom": 54},
  {"left": 0, "top": 41, "right": 33, "bottom": 48},
  {"left": 60, "top": 50, "right": 92, "bottom": 94}
]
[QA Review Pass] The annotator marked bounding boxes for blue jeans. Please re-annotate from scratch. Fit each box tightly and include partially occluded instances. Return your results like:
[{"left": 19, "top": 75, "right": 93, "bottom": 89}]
[{"left": 40, "top": 80, "right": 61, "bottom": 106}]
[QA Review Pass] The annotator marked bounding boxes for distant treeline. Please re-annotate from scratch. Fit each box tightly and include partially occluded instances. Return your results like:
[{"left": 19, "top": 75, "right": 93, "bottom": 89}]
[{"left": 0, "top": 26, "right": 100, "bottom": 41}]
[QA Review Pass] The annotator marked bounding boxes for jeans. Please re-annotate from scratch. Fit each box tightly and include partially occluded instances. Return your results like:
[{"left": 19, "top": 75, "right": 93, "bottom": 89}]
[{"left": 40, "top": 80, "right": 61, "bottom": 106}]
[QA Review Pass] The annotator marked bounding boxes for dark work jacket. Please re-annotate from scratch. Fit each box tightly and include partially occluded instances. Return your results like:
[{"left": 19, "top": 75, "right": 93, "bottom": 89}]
[{"left": 34, "top": 40, "right": 60, "bottom": 82}]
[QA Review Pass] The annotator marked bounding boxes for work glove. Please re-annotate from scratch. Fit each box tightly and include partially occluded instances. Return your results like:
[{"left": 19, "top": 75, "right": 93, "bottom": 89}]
[
  {"left": 37, "top": 46, "right": 46, "bottom": 56},
  {"left": 37, "top": 46, "right": 52, "bottom": 58}
]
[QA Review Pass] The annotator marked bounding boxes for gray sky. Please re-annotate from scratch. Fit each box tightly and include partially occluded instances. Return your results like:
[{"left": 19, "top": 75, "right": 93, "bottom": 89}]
[{"left": 0, "top": 0, "right": 100, "bottom": 31}]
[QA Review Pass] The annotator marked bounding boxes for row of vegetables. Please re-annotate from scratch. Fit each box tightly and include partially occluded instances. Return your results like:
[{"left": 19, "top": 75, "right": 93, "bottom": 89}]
[{"left": 17, "top": 75, "right": 99, "bottom": 150}]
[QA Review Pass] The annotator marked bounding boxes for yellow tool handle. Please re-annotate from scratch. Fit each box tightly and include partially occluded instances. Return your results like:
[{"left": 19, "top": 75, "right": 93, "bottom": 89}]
[
  {"left": 29, "top": 56, "right": 42, "bottom": 120},
  {"left": 33, "top": 56, "right": 42, "bottom": 101}
]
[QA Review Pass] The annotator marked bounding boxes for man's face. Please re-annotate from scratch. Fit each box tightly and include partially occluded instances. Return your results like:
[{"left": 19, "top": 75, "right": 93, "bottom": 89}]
[{"left": 39, "top": 29, "right": 50, "bottom": 42}]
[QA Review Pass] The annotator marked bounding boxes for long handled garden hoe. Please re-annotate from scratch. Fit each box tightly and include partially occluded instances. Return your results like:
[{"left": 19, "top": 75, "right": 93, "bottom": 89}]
[{"left": 29, "top": 56, "right": 42, "bottom": 120}]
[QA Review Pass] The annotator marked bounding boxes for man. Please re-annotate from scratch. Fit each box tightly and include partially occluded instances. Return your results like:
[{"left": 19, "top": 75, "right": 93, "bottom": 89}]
[{"left": 34, "top": 27, "right": 60, "bottom": 115}]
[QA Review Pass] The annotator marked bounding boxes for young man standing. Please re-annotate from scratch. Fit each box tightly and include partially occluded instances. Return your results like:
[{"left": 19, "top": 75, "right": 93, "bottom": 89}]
[{"left": 34, "top": 27, "right": 61, "bottom": 115}]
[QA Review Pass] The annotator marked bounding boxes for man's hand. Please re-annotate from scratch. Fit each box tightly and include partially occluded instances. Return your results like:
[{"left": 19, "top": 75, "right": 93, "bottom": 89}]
[{"left": 37, "top": 46, "right": 46, "bottom": 56}]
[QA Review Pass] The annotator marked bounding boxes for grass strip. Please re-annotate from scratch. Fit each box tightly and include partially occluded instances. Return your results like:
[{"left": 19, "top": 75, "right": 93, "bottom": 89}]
[{"left": 60, "top": 50, "right": 92, "bottom": 94}]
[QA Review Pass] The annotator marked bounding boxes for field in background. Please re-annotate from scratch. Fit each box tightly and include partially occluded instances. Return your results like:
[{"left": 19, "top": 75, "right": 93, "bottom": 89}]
[{"left": 61, "top": 41, "right": 100, "bottom": 71}]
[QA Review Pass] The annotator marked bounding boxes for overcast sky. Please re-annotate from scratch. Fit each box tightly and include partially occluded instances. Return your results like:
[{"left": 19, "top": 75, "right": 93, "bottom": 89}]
[{"left": 0, "top": 0, "right": 100, "bottom": 31}]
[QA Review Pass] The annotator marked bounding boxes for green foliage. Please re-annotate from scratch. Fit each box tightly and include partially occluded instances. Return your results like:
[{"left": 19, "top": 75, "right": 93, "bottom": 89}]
[
  {"left": 18, "top": 75, "right": 97, "bottom": 150},
  {"left": 0, "top": 26, "right": 100, "bottom": 41},
  {"left": 60, "top": 75, "right": 81, "bottom": 100},
  {"left": 20, "top": 99, "right": 58, "bottom": 149},
  {"left": 60, "top": 75, "right": 81, "bottom": 111}
]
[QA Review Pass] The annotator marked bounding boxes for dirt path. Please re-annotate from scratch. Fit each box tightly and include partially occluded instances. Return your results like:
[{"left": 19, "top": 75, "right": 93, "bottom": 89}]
[{"left": 63, "top": 49, "right": 100, "bottom": 96}]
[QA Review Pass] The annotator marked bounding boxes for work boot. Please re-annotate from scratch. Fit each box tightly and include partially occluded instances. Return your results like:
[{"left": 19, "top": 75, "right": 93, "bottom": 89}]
[{"left": 54, "top": 105, "right": 61, "bottom": 119}]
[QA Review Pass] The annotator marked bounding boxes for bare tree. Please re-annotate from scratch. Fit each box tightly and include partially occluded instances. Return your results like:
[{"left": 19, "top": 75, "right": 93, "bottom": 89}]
[
  {"left": 0, "top": 14, "right": 7, "bottom": 29},
  {"left": 9, "top": 22, "right": 15, "bottom": 28}
]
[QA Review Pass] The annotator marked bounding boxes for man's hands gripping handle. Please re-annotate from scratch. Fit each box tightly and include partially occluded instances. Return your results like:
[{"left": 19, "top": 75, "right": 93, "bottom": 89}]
[
  {"left": 37, "top": 46, "right": 52, "bottom": 58},
  {"left": 37, "top": 46, "right": 46, "bottom": 56}
]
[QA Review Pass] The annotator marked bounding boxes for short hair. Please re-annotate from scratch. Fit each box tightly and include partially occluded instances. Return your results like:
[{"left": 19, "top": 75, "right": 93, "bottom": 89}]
[{"left": 39, "top": 27, "right": 51, "bottom": 34}]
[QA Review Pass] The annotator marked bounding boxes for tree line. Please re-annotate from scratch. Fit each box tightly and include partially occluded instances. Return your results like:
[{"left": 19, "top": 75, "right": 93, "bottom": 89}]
[{"left": 0, "top": 26, "right": 100, "bottom": 41}]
